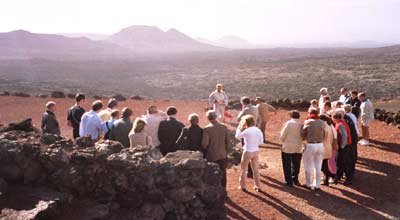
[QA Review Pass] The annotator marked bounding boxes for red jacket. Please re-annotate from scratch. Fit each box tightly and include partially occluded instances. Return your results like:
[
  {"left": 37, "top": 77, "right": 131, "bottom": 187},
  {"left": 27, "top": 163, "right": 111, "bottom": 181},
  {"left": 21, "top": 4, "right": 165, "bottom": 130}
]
[{"left": 335, "top": 119, "right": 352, "bottom": 145}]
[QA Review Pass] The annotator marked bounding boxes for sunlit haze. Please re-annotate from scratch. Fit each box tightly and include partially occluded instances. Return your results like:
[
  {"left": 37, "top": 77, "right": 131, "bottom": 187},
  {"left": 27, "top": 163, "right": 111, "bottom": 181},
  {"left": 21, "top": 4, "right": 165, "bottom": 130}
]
[{"left": 1, "top": 0, "right": 400, "bottom": 44}]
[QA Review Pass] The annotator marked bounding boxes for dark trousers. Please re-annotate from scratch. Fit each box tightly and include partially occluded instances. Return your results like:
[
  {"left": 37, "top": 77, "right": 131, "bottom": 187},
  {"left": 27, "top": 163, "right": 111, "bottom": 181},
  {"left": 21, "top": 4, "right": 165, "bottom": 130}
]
[
  {"left": 321, "top": 159, "right": 334, "bottom": 181},
  {"left": 215, "top": 159, "right": 227, "bottom": 189},
  {"left": 281, "top": 152, "right": 302, "bottom": 185},
  {"left": 73, "top": 127, "right": 80, "bottom": 139},
  {"left": 349, "top": 144, "right": 357, "bottom": 176},
  {"left": 336, "top": 146, "right": 353, "bottom": 181},
  {"left": 241, "top": 139, "right": 253, "bottom": 178}
]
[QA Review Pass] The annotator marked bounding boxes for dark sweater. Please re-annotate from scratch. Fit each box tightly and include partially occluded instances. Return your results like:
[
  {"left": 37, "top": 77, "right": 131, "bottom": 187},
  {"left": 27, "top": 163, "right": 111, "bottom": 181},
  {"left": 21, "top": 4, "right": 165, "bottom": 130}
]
[{"left": 41, "top": 111, "right": 61, "bottom": 135}]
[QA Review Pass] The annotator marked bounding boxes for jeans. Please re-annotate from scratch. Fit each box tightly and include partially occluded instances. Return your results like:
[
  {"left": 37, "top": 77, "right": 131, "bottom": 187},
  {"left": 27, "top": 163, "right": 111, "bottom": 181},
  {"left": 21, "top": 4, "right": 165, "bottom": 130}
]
[{"left": 303, "top": 143, "right": 324, "bottom": 188}]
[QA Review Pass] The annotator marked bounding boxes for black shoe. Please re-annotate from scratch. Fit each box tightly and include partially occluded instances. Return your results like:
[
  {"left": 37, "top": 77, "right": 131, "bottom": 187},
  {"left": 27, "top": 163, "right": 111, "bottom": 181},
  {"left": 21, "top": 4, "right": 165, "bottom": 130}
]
[
  {"left": 286, "top": 183, "right": 294, "bottom": 187},
  {"left": 314, "top": 187, "right": 321, "bottom": 191},
  {"left": 333, "top": 179, "right": 339, "bottom": 185},
  {"left": 322, "top": 180, "right": 329, "bottom": 186},
  {"left": 302, "top": 185, "right": 312, "bottom": 190},
  {"left": 344, "top": 180, "right": 352, "bottom": 186},
  {"left": 293, "top": 180, "right": 301, "bottom": 186},
  {"left": 247, "top": 174, "right": 253, "bottom": 179}
]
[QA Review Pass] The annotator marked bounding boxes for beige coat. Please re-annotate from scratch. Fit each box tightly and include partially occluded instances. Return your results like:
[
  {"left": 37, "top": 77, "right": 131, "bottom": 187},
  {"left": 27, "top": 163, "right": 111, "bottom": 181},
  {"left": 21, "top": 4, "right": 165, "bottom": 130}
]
[
  {"left": 322, "top": 124, "right": 335, "bottom": 159},
  {"left": 129, "top": 132, "right": 153, "bottom": 148},
  {"left": 280, "top": 119, "right": 303, "bottom": 154},
  {"left": 237, "top": 104, "right": 259, "bottom": 125},
  {"left": 257, "top": 103, "right": 276, "bottom": 123}
]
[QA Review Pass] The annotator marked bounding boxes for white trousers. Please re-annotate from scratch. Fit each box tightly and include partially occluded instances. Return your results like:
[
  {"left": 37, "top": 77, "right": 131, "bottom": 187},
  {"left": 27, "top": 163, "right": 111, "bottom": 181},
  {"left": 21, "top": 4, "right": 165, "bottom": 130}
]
[
  {"left": 213, "top": 104, "right": 225, "bottom": 122},
  {"left": 303, "top": 143, "right": 324, "bottom": 188}
]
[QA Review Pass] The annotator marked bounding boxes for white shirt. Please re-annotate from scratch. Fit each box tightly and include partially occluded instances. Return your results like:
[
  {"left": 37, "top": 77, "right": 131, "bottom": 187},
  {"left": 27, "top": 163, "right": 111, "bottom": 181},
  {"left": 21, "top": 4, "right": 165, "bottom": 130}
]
[
  {"left": 235, "top": 126, "right": 263, "bottom": 152},
  {"left": 143, "top": 113, "right": 166, "bottom": 147},
  {"left": 339, "top": 95, "right": 348, "bottom": 103},
  {"left": 102, "top": 118, "right": 117, "bottom": 134},
  {"left": 318, "top": 96, "right": 325, "bottom": 114},
  {"left": 360, "top": 99, "right": 374, "bottom": 122},
  {"left": 209, "top": 91, "right": 228, "bottom": 106},
  {"left": 80, "top": 110, "right": 103, "bottom": 140}
]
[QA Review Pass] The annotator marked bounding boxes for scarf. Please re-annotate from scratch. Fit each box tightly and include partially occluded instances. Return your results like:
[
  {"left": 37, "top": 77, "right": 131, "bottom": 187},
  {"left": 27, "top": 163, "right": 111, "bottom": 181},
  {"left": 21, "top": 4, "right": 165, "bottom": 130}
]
[{"left": 307, "top": 114, "right": 319, "bottom": 120}]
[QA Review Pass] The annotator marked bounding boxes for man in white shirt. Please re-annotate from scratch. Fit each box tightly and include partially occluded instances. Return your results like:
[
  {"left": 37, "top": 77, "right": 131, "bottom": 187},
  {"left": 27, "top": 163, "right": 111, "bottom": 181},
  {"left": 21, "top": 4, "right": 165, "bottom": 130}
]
[
  {"left": 143, "top": 105, "right": 167, "bottom": 147},
  {"left": 209, "top": 83, "right": 228, "bottom": 122},
  {"left": 358, "top": 92, "right": 374, "bottom": 146},
  {"left": 80, "top": 100, "right": 104, "bottom": 141}
]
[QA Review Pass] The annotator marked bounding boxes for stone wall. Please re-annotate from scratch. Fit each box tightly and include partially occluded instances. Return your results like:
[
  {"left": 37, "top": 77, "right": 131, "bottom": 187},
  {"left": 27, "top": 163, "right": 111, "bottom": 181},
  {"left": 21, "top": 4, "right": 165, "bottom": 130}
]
[{"left": 0, "top": 120, "right": 226, "bottom": 220}]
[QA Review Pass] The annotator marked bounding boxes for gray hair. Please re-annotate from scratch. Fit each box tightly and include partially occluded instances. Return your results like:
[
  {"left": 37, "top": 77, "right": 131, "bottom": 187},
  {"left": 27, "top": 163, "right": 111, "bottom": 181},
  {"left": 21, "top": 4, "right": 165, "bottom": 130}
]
[{"left": 206, "top": 110, "right": 217, "bottom": 121}]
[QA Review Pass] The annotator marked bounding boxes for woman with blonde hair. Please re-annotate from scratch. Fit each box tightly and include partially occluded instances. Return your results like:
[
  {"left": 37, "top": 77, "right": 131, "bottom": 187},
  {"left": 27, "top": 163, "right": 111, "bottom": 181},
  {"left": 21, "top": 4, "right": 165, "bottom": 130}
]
[
  {"left": 235, "top": 115, "right": 263, "bottom": 192},
  {"left": 129, "top": 117, "right": 153, "bottom": 148}
]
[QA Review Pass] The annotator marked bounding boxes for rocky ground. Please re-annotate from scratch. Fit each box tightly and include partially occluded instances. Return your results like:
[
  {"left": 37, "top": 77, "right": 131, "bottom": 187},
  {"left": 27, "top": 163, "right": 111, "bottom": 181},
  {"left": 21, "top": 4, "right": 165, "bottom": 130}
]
[{"left": 0, "top": 96, "right": 399, "bottom": 220}]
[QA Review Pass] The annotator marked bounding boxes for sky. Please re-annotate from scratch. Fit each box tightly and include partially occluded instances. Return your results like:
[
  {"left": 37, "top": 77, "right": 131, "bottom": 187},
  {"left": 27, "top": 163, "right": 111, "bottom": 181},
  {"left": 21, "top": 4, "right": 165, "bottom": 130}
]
[{"left": 1, "top": 0, "right": 400, "bottom": 44}]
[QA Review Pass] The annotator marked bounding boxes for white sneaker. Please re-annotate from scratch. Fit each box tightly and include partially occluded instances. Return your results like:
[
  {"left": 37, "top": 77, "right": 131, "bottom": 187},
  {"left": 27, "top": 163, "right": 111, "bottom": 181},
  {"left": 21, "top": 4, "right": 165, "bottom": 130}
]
[
  {"left": 358, "top": 139, "right": 365, "bottom": 144},
  {"left": 360, "top": 140, "right": 370, "bottom": 146}
]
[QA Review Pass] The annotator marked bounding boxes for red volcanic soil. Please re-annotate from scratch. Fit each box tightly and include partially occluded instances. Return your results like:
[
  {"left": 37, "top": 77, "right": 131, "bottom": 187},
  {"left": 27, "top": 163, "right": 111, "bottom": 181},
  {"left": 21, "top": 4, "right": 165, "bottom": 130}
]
[{"left": 1, "top": 96, "right": 399, "bottom": 220}]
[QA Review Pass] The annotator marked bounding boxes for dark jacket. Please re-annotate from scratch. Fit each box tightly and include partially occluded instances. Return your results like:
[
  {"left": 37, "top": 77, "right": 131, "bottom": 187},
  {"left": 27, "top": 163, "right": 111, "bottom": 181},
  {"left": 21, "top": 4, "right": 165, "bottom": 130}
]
[
  {"left": 176, "top": 124, "right": 204, "bottom": 152},
  {"left": 109, "top": 118, "right": 133, "bottom": 148},
  {"left": 349, "top": 98, "right": 361, "bottom": 118},
  {"left": 158, "top": 117, "right": 185, "bottom": 156},
  {"left": 67, "top": 105, "right": 85, "bottom": 138},
  {"left": 344, "top": 114, "right": 358, "bottom": 145},
  {"left": 41, "top": 111, "right": 61, "bottom": 135}
]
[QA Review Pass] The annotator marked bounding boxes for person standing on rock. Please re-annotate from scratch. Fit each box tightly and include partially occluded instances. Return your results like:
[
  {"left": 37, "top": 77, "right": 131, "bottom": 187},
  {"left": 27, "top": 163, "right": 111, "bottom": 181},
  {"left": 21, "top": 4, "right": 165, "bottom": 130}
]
[
  {"left": 237, "top": 96, "right": 259, "bottom": 178},
  {"left": 109, "top": 107, "right": 133, "bottom": 148},
  {"left": 41, "top": 101, "right": 61, "bottom": 135},
  {"left": 67, "top": 93, "right": 86, "bottom": 139},
  {"left": 143, "top": 105, "right": 167, "bottom": 148},
  {"left": 129, "top": 117, "right": 153, "bottom": 148},
  {"left": 255, "top": 97, "right": 276, "bottom": 143},
  {"left": 158, "top": 106, "right": 185, "bottom": 156},
  {"left": 176, "top": 113, "right": 204, "bottom": 153},
  {"left": 279, "top": 110, "right": 303, "bottom": 187},
  {"left": 209, "top": 83, "right": 228, "bottom": 122},
  {"left": 358, "top": 92, "right": 374, "bottom": 146},
  {"left": 236, "top": 115, "right": 263, "bottom": 192},
  {"left": 98, "top": 98, "right": 118, "bottom": 122},
  {"left": 79, "top": 100, "right": 104, "bottom": 141},
  {"left": 202, "top": 110, "right": 230, "bottom": 189},
  {"left": 318, "top": 88, "right": 330, "bottom": 114},
  {"left": 301, "top": 108, "right": 327, "bottom": 191}
]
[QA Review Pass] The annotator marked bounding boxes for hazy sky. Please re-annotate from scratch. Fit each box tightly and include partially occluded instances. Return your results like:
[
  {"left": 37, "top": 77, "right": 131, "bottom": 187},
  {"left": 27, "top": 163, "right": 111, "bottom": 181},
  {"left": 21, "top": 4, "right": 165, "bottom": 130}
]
[{"left": 1, "top": 0, "right": 399, "bottom": 44}]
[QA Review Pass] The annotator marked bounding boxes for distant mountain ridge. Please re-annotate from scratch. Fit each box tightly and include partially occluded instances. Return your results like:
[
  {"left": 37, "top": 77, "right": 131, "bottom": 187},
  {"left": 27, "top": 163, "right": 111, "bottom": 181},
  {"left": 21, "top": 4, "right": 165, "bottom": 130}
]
[
  {"left": 106, "top": 25, "right": 222, "bottom": 53},
  {"left": 0, "top": 26, "right": 400, "bottom": 59}
]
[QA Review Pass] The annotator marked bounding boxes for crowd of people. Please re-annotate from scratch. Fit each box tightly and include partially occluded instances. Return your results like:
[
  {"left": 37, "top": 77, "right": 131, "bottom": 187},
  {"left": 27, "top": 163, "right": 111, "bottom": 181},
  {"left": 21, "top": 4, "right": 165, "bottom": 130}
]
[{"left": 40, "top": 84, "right": 374, "bottom": 193}]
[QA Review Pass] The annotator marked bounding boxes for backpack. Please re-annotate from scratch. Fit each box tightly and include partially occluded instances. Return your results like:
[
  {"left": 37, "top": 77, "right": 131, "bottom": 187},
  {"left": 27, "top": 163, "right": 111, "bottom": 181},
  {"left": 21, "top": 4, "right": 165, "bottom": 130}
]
[{"left": 104, "top": 121, "right": 112, "bottom": 140}]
